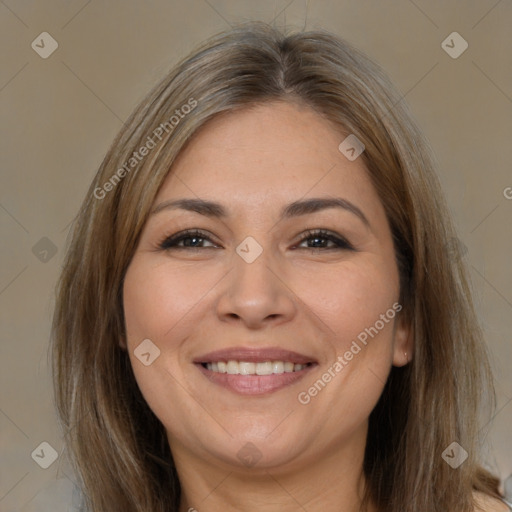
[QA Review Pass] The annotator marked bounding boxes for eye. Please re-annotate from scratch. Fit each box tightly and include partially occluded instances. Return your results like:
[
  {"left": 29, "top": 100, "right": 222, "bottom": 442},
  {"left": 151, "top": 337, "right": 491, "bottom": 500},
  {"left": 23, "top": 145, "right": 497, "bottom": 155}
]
[
  {"left": 294, "top": 229, "right": 354, "bottom": 251},
  {"left": 158, "top": 229, "right": 218, "bottom": 250},
  {"left": 158, "top": 228, "right": 354, "bottom": 252}
]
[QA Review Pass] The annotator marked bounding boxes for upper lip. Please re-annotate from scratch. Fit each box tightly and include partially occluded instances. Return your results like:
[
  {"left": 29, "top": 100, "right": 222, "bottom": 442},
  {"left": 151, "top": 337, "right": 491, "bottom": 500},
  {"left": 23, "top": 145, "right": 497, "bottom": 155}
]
[{"left": 193, "top": 347, "right": 317, "bottom": 365}]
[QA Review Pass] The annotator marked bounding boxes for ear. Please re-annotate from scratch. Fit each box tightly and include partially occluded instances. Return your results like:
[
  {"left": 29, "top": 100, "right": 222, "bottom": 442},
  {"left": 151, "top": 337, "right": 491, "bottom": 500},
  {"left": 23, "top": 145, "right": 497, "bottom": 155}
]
[{"left": 392, "top": 310, "right": 414, "bottom": 367}]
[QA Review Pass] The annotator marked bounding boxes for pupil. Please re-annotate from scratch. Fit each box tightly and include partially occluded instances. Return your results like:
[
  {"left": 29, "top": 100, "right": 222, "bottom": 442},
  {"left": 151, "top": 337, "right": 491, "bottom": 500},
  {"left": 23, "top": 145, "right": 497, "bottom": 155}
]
[
  {"left": 185, "top": 237, "right": 201, "bottom": 247},
  {"left": 310, "top": 237, "right": 324, "bottom": 247}
]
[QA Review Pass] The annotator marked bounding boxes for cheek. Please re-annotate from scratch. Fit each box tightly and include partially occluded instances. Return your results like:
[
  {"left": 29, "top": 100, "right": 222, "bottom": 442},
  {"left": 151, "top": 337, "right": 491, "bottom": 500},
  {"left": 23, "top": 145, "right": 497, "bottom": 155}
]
[
  {"left": 297, "top": 265, "right": 399, "bottom": 434},
  {"left": 122, "top": 258, "right": 222, "bottom": 407},
  {"left": 123, "top": 258, "right": 218, "bottom": 342},
  {"left": 293, "top": 258, "right": 399, "bottom": 347},
  {"left": 122, "top": 260, "right": 209, "bottom": 439}
]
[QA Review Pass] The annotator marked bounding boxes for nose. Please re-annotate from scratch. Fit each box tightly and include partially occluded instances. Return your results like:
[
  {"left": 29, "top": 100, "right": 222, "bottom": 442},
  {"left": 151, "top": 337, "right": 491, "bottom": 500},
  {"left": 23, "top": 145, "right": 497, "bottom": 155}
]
[{"left": 215, "top": 245, "right": 297, "bottom": 330}]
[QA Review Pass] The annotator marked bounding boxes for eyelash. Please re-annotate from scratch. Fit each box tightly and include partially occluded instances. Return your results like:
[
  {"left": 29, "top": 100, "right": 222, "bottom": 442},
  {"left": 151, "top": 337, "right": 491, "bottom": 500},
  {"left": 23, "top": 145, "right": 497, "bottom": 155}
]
[{"left": 158, "top": 228, "right": 354, "bottom": 252}]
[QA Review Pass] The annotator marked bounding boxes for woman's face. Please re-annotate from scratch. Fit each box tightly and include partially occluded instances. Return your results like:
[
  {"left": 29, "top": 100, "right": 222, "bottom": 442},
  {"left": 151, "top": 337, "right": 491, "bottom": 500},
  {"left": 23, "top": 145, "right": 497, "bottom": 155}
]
[{"left": 122, "top": 100, "right": 411, "bottom": 472}]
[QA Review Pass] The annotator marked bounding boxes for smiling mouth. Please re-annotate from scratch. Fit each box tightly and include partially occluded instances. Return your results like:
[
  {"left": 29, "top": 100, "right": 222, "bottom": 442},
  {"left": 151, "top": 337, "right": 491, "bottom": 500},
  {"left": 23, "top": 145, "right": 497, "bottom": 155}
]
[
  {"left": 195, "top": 360, "right": 317, "bottom": 395},
  {"left": 200, "top": 360, "right": 315, "bottom": 375},
  {"left": 193, "top": 347, "right": 318, "bottom": 394}
]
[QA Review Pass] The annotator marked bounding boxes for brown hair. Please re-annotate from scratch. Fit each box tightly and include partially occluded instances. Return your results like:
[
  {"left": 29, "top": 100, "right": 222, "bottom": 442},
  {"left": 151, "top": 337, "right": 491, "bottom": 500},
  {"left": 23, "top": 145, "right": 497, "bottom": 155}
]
[{"left": 51, "top": 21, "right": 503, "bottom": 511}]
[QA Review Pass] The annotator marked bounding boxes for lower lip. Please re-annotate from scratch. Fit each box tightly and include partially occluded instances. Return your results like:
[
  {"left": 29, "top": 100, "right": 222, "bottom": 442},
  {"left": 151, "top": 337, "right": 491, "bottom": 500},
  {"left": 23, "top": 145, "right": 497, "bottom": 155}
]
[{"left": 195, "top": 363, "right": 317, "bottom": 395}]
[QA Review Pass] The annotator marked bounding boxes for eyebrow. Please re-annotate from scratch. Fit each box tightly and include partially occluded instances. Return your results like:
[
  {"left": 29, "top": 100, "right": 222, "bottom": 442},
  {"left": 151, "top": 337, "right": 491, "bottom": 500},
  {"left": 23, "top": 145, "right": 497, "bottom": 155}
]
[{"left": 151, "top": 197, "right": 370, "bottom": 227}]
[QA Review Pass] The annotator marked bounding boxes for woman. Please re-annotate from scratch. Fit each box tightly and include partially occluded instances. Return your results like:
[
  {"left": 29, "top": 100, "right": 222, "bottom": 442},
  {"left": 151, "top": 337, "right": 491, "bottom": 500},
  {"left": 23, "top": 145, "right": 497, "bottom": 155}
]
[{"left": 51, "top": 21, "right": 510, "bottom": 512}]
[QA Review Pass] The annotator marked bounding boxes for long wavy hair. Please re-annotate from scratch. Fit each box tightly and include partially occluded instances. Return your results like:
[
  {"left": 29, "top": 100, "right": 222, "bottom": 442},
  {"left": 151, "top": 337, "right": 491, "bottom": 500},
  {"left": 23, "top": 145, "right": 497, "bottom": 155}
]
[{"left": 51, "top": 21, "right": 503, "bottom": 511}]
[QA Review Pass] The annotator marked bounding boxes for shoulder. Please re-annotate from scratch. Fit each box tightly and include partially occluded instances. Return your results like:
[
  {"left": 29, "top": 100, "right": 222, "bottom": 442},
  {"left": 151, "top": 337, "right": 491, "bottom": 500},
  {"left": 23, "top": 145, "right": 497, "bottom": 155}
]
[{"left": 473, "top": 491, "right": 510, "bottom": 512}]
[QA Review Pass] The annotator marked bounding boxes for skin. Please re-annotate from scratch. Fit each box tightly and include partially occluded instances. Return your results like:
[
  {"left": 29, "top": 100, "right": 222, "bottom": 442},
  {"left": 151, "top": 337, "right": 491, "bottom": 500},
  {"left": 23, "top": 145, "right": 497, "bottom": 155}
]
[{"left": 122, "top": 100, "right": 414, "bottom": 512}]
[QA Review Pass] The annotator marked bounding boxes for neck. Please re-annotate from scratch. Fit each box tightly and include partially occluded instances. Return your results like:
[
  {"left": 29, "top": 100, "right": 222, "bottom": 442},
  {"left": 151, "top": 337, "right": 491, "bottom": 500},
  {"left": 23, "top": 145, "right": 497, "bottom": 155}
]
[{"left": 171, "top": 426, "right": 376, "bottom": 512}]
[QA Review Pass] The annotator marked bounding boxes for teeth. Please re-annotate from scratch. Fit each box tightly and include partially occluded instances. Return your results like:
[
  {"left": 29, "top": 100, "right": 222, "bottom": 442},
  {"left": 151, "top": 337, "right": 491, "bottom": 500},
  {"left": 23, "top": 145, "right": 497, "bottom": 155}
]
[
  {"left": 256, "top": 362, "right": 273, "bottom": 375},
  {"left": 204, "top": 360, "right": 309, "bottom": 375},
  {"left": 239, "top": 362, "right": 255, "bottom": 375},
  {"left": 272, "top": 361, "right": 284, "bottom": 374},
  {"left": 226, "top": 361, "right": 238, "bottom": 374}
]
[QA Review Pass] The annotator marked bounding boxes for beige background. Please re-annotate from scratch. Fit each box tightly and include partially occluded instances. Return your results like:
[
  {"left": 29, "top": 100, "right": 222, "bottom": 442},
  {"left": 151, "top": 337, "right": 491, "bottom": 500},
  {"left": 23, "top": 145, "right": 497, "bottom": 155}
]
[{"left": 1, "top": 1, "right": 511, "bottom": 510}]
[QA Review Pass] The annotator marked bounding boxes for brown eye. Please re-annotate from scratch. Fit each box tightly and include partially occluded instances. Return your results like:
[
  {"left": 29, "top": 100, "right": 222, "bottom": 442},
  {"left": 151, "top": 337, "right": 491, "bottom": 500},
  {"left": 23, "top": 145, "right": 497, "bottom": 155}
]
[
  {"left": 295, "top": 229, "right": 354, "bottom": 251},
  {"left": 159, "top": 230, "right": 218, "bottom": 250}
]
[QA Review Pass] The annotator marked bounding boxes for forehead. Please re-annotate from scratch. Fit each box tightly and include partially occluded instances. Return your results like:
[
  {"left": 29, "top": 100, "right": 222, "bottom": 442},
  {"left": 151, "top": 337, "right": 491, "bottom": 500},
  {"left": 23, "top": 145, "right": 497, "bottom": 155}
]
[{"left": 154, "top": 101, "right": 383, "bottom": 221}]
